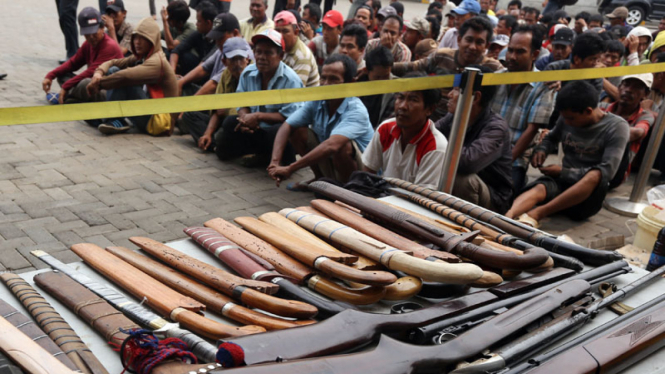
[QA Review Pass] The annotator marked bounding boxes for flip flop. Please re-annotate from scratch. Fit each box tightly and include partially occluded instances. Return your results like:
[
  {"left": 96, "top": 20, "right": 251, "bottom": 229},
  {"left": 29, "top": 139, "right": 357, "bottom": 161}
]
[
  {"left": 517, "top": 213, "right": 540, "bottom": 229},
  {"left": 286, "top": 181, "right": 310, "bottom": 192}
]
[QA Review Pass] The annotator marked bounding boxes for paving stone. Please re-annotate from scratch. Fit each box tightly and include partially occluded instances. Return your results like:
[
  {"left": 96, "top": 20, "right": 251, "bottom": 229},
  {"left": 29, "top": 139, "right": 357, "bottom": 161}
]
[
  {"left": 74, "top": 224, "right": 118, "bottom": 237},
  {"left": 53, "top": 231, "right": 85, "bottom": 248},
  {"left": 0, "top": 247, "right": 33, "bottom": 270},
  {"left": 23, "top": 226, "right": 58, "bottom": 244},
  {"left": 0, "top": 223, "right": 24, "bottom": 240}
]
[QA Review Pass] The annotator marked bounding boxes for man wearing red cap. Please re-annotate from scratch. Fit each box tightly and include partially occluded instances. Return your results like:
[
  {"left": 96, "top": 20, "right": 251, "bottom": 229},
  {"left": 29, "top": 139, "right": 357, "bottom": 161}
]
[
  {"left": 240, "top": 0, "right": 275, "bottom": 43},
  {"left": 274, "top": 11, "right": 320, "bottom": 87},
  {"left": 308, "top": 10, "right": 343, "bottom": 68}
]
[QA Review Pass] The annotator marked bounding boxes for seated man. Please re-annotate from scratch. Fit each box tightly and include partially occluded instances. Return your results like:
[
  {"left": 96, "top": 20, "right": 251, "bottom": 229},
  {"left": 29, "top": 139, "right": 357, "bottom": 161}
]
[
  {"left": 240, "top": 0, "right": 275, "bottom": 43},
  {"left": 169, "top": 1, "right": 217, "bottom": 76},
  {"left": 161, "top": 0, "right": 195, "bottom": 52},
  {"left": 189, "top": 38, "right": 251, "bottom": 152},
  {"left": 274, "top": 11, "right": 320, "bottom": 87},
  {"left": 357, "top": 47, "right": 396, "bottom": 128},
  {"left": 436, "top": 65, "right": 513, "bottom": 214},
  {"left": 535, "top": 28, "right": 571, "bottom": 70},
  {"left": 363, "top": 72, "right": 448, "bottom": 190},
  {"left": 364, "top": 15, "right": 412, "bottom": 63},
  {"left": 309, "top": 10, "right": 343, "bottom": 68},
  {"left": 43, "top": 7, "right": 123, "bottom": 105},
  {"left": 268, "top": 54, "right": 374, "bottom": 188},
  {"left": 339, "top": 23, "right": 368, "bottom": 74},
  {"left": 102, "top": 0, "right": 133, "bottom": 55},
  {"left": 216, "top": 30, "right": 303, "bottom": 165},
  {"left": 506, "top": 81, "right": 630, "bottom": 226},
  {"left": 601, "top": 74, "right": 654, "bottom": 188},
  {"left": 402, "top": 17, "right": 429, "bottom": 60},
  {"left": 87, "top": 17, "right": 178, "bottom": 135}
]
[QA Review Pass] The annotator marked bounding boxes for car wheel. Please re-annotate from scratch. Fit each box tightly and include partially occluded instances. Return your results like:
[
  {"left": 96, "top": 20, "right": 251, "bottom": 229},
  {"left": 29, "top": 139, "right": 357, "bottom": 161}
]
[{"left": 626, "top": 6, "right": 645, "bottom": 25}]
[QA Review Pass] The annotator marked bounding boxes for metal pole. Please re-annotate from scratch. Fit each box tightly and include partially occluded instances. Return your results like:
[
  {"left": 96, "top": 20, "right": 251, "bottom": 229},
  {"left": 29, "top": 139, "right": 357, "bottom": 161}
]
[
  {"left": 438, "top": 68, "right": 482, "bottom": 192},
  {"left": 604, "top": 100, "right": 665, "bottom": 217}
]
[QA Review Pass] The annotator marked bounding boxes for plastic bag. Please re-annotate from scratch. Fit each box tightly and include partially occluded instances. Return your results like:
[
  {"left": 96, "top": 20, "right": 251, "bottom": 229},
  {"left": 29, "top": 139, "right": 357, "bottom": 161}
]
[{"left": 647, "top": 185, "right": 665, "bottom": 209}]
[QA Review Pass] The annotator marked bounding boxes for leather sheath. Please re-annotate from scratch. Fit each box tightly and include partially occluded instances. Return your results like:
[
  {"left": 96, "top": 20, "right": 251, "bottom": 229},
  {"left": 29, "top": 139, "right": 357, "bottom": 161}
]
[
  {"left": 0, "top": 351, "right": 23, "bottom": 374},
  {"left": 0, "top": 298, "right": 78, "bottom": 371},
  {"left": 310, "top": 199, "right": 460, "bottom": 263},
  {"left": 184, "top": 227, "right": 285, "bottom": 282},
  {"left": 128, "top": 237, "right": 317, "bottom": 320},
  {"left": 0, "top": 273, "right": 108, "bottom": 374},
  {"left": 33, "top": 271, "right": 225, "bottom": 374},
  {"left": 105, "top": 246, "right": 313, "bottom": 330}
]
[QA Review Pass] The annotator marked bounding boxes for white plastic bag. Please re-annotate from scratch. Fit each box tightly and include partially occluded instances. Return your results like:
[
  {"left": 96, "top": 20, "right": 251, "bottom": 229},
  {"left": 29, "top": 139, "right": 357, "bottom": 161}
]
[{"left": 647, "top": 185, "right": 665, "bottom": 209}]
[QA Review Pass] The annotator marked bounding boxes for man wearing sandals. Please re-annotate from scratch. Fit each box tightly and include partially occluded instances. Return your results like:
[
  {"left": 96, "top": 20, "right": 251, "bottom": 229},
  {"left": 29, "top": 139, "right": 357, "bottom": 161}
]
[
  {"left": 268, "top": 54, "right": 374, "bottom": 190},
  {"left": 505, "top": 81, "right": 629, "bottom": 226}
]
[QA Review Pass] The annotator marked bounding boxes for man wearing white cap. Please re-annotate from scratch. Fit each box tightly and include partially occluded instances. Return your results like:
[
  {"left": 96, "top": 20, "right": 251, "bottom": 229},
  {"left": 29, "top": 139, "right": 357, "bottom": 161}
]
[
  {"left": 402, "top": 17, "right": 430, "bottom": 61},
  {"left": 486, "top": 34, "right": 508, "bottom": 60},
  {"left": 601, "top": 73, "right": 654, "bottom": 188}
]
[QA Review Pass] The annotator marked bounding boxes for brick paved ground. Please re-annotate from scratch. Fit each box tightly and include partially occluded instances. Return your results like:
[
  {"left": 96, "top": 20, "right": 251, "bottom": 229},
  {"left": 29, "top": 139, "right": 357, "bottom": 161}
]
[{"left": 0, "top": 0, "right": 659, "bottom": 272}]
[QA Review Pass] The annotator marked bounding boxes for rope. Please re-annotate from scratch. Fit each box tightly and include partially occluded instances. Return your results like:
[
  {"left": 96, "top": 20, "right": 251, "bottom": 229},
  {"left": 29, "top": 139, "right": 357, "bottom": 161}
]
[{"left": 116, "top": 329, "right": 196, "bottom": 374}]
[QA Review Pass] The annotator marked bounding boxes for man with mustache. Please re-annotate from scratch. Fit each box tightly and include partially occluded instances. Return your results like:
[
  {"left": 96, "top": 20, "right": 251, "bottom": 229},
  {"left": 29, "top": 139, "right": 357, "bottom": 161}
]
[
  {"left": 601, "top": 74, "right": 654, "bottom": 188},
  {"left": 491, "top": 25, "right": 556, "bottom": 192},
  {"left": 362, "top": 72, "right": 448, "bottom": 190}
]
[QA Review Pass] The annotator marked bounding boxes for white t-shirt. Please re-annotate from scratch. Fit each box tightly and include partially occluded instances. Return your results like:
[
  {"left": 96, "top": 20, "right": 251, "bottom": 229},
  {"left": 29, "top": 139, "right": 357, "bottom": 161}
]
[{"left": 362, "top": 118, "right": 448, "bottom": 190}]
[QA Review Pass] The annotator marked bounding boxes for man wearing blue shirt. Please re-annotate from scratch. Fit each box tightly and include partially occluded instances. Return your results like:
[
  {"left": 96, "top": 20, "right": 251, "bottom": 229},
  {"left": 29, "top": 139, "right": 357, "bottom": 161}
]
[
  {"left": 215, "top": 29, "right": 304, "bottom": 165},
  {"left": 268, "top": 54, "right": 374, "bottom": 189}
]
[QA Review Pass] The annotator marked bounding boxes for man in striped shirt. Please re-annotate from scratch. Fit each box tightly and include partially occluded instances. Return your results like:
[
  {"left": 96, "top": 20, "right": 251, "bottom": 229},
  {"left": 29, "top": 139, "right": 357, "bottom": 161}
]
[{"left": 274, "top": 11, "right": 320, "bottom": 87}]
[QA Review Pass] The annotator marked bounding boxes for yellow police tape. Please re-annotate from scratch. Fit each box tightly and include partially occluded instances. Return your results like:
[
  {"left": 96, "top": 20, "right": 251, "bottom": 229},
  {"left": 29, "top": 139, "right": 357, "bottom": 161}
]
[{"left": 1, "top": 63, "right": 665, "bottom": 127}]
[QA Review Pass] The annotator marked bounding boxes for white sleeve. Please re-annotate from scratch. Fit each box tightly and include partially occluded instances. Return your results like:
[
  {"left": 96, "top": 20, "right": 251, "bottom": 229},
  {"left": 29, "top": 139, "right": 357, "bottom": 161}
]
[
  {"left": 626, "top": 52, "right": 640, "bottom": 66},
  {"left": 413, "top": 150, "right": 447, "bottom": 190},
  {"left": 361, "top": 131, "right": 384, "bottom": 173}
]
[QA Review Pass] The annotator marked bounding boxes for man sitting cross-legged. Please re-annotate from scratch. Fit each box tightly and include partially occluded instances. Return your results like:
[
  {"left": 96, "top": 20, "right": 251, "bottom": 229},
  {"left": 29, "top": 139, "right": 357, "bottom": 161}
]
[
  {"left": 362, "top": 72, "right": 448, "bottom": 190},
  {"left": 268, "top": 54, "right": 374, "bottom": 190},
  {"left": 505, "top": 81, "right": 630, "bottom": 227}
]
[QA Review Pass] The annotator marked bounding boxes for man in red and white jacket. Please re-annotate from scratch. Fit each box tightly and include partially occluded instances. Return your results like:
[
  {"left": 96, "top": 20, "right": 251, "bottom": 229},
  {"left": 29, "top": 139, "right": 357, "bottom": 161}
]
[{"left": 362, "top": 72, "right": 448, "bottom": 190}]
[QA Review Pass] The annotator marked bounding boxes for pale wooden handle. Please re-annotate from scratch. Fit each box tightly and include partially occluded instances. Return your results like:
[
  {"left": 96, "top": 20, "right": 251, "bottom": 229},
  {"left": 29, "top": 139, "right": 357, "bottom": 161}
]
[{"left": 0, "top": 316, "right": 78, "bottom": 374}]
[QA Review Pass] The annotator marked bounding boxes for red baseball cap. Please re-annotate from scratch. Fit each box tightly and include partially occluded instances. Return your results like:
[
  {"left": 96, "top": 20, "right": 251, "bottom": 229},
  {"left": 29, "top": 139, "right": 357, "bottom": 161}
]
[
  {"left": 322, "top": 10, "right": 343, "bottom": 28},
  {"left": 274, "top": 10, "right": 298, "bottom": 27}
]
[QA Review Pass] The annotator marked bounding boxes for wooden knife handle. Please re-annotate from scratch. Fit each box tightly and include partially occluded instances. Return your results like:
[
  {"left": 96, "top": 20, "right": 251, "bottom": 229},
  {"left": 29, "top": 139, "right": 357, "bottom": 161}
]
[
  {"left": 173, "top": 308, "right": 265, "bottom": 339},
  {"left": 308, "top": 276, "right": 386, "bottom": 305},
  {"left": 238, "top": 287, "right": 318, "bottom": 319},
  {"left": 316, "top": 258, "right": 396, "bottom": 286}
]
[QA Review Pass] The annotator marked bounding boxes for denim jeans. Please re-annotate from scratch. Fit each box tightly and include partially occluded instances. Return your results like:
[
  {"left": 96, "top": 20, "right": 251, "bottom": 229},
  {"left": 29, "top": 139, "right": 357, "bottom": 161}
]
[{"left": 105, "top": 67, "right": 152, "bottom": 132}]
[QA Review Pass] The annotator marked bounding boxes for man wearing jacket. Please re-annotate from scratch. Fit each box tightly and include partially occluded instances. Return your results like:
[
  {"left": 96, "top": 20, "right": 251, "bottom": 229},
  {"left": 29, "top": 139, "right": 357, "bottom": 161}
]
[
  {"left": 87, "top": 17, "right": 178, "bottom": 135},
  {"left": 43, "top": 7, "right": 123, "bottom": 105}
]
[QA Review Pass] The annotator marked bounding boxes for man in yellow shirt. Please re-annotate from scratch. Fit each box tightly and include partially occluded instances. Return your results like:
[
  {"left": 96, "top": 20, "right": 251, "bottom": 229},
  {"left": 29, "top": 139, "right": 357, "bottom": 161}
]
[{"left": 240, "top": 0, "right": 275, "bottom": 43}]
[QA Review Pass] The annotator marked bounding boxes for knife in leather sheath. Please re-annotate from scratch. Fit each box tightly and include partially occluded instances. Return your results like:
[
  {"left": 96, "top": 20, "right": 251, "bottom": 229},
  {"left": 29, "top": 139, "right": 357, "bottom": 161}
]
[
  {"left": 204, "top": 218, "right": 387, "bottom": 307},
  {"left": 30, "top": 250, "right": 218, "bottom": 364},
  {"left": 235, "top": 217, "right": 398, "bottom": 287},
  {"left": 106, "top": 246, "right": 315, "bottom": 330},
  {"left": 128, "top": 237, "right": 318, "bottom": 319},
  {"left": 0, "top": 298, "right": 79, "bottom": 371},
  {"left": 33, "top": 270, "right": 225, "bottom": 374},
  {"left": 0, "top": 273, "right": 108, "bottom": 374},
  {"left": 183, "top": 227, "right": 293, "bottom": 283},
  {"left": 70, "top": 243, "right": 266, "bottom": 340}
]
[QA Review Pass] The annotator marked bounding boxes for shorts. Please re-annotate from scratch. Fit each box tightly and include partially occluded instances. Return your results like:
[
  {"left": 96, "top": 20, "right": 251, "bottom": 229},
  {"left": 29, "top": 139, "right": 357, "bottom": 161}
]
[{"left": 524, "top": 175, "right": 608, "bottom": 221}]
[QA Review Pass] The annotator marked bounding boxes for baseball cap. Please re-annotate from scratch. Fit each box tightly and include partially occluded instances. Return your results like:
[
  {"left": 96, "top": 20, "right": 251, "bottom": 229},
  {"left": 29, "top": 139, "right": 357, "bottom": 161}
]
[
  {"left": 551, "top": 28, "right": 574, "bottom": 46},
  {"left": 405, "top": 17, "right": 430, "bottom": 38},
  {"left": 414, "top": 39, "right": 438, "bottom": 57},
  {"left": 223, "top": 37, "right": 251, "bottom": 59},
  {"left": 452, "top": 0, "right": 481, "bottom": 16},
  {"left": 377, "top": 6, "right": 398, "bottom": 19},
  {"left": 206, "top": 13, "right": 241, "bottom": 40},
  {"left": 78, "top": 7, "right": 102, "bottom": 35},
  {"left": 106, "top": 0, "right": 125, "bottom": 13},
  {"left": 252, "top": 29, "right": 285, "bottom": 51},
  {"left": 610, "top": 25, "right": 628, "bottom": 39},
  {"left": 622, "top": 73, "right": 653, "bottom": 89},
  {"left": 322, "top": 10, "right": 344, "bottom": 28},
  {"left": 606, "top": 6, "right": 628, "bottom": 19},
  {"left": 489, "top": 34, "right": 509, "bottom": 47},
  {"left": 275, "top": 10, "right": 298, "bottom": 27}
]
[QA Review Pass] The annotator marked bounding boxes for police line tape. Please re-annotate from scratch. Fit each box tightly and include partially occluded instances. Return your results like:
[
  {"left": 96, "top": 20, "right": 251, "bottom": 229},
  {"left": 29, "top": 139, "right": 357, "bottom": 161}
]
[{"left": 1, "top": 63, "right": 664, "bottom": 127}]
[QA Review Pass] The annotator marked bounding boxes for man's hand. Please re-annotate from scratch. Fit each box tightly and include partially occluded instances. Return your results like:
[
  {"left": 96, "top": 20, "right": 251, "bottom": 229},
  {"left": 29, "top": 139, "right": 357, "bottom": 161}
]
[
  {"left": 300, "top": 21, "right": 314, "bottom": 40},
  {"left": 161, "top": 6, "right": 168, "bottom": 22},
  {"left": 267, "top": 163, "right": 292, "bottom": 187},
  {"left": 626, "top": 34, "right": 639, "bottom": 54},
  {"left": 539, "top": 164, "right": 562, "bottom": 178},
  {"left": 236, "top": 113, "right": 261, "bottom": 133},
  {"left": 198, "top": 133, "right": 213, "bottom": 151},
  {"left": 87, "top": 72, "right": 103, "bottom": 96},
  {"left": 42, "top": 78, "right": 53, "bottom": 93},
  {"left": 546, "top": 81, "right": 562, "bottom": 91},
  {"left": 531, "top": 150, "right": 547, "bottom": 168},
  {"left": 58, "top": 88, "right": 67, "bottom": 104},
  {"left": 102, "top": 15, "right": 115, "bottom": 32},
  {"left": 641, "top": 99, "right": 654, "bottom": 111}
]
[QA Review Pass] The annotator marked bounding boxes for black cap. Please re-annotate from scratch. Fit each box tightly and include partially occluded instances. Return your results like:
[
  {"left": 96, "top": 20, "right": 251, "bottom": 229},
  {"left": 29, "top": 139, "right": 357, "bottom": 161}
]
[
  {"left": 206, "top": 13, "right": 241, "bottom": 40},
  {"left": 610, "top": 25, "right": 628, "bottom": 38},
  {"left": 552, "top": 28, "right": 574, "bottom": 46},
  {"left": 106, "top": 0, "right": 126, "bottom": 13},
  {"left": 78, "top": 7, "right": 102, "bottom": 35}
]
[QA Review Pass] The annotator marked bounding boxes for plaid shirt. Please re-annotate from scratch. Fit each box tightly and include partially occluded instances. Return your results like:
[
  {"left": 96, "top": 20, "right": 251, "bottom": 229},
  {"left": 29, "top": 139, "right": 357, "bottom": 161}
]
[
  {"left": 364, "top": 38, "right": 412, "bottom": 63},
  {"left": 491, "top": 68, "right": 556, "bottom": 169}
]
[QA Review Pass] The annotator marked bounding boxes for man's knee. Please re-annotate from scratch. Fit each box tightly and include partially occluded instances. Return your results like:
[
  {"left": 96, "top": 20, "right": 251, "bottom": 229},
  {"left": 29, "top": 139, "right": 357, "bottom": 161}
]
[
  {"left": 453, "top": 174, "right": 481, "bottom": 194},
  {"left": 288, "top": 127, "right": 309, "bottom": 154},
  {"left": 331, "top": 140, "right": 355, "bottom": 166},
  {"left": 584, "top": 169, "right": 602, "bottom": 186}
]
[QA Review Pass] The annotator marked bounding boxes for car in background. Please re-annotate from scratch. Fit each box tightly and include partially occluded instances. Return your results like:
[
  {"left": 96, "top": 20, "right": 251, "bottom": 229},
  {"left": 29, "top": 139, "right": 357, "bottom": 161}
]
[{"left": 598, "top": 0, "right": 665, "bottom": 25}]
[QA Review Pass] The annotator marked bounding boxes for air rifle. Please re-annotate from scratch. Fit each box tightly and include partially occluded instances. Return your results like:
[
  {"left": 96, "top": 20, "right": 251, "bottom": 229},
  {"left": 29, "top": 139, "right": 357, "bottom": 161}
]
[
  {"left": 308, "top": 181, "right": 551, "bottom": 271},
  {"left": 215, "top": 280, "right": 592, "bottom": 374},
  {"left": 31, "top": 250, "right": 218, "bottom": 363},
  {"left": 218, "top": 261, "right": 629, "bottom": 365},
  {"left": 385, "top": 178, "right": 623, "bottom": 266},
  {"left": 452, "top": 264, "right": 665, "bottom": 373}
]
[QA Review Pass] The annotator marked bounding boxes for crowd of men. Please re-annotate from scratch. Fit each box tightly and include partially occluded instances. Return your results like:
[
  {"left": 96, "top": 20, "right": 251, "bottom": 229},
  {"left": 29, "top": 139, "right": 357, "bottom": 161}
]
[{"left": 45, "top": 0, "right": 665, "bottom": 226}]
